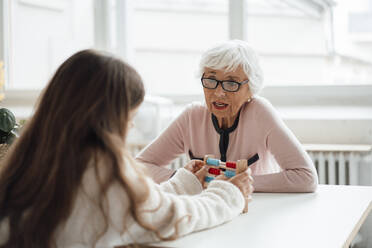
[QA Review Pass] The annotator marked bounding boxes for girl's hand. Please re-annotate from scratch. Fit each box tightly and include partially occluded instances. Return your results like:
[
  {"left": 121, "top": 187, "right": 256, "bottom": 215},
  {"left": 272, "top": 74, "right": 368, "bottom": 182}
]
[
  {"left": 184, "top": 160, "right": 207, "bottom": 187},
  {"left": 184, "top": 159, "right": 204, "bottom": 173},
  {"left": 215, "top": 168, "right": 254, "bottom": 213}
]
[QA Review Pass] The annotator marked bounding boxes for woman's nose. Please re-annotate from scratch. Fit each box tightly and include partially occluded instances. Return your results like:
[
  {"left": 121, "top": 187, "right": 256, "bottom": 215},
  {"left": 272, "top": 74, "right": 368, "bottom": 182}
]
[{"left": 214, "top": 84, "right": 226, "bottom": 97}]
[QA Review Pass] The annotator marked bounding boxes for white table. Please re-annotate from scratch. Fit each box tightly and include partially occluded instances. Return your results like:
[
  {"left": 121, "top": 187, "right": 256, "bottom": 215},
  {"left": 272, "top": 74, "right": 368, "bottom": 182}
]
[{"left": 155, "top": 185, "right": 372, "bottom": 248}]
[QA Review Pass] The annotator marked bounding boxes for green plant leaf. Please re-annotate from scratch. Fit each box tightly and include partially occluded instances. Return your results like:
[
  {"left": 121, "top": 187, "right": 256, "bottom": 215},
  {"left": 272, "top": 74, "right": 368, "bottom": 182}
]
[{"left": 0, "top": 108, "right": 16, "bottom": 133}]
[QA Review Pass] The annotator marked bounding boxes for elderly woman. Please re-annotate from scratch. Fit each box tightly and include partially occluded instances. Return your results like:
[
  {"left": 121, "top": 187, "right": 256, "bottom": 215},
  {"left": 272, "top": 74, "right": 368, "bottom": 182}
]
[{"left": 137, "top": 40, "right": 318, "bottom": 192}]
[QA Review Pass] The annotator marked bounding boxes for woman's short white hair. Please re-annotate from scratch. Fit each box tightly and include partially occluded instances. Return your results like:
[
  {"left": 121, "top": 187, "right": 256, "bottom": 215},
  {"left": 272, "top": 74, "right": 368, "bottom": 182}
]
[{"left": 198, "top": 40, "right": 264, "bottom": 95}]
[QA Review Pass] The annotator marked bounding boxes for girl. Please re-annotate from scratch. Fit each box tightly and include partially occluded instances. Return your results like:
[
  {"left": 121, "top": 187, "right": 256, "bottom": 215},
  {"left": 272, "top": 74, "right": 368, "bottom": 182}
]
[{"left": 0, "top": 50, "right": 253, "bottom": 248}]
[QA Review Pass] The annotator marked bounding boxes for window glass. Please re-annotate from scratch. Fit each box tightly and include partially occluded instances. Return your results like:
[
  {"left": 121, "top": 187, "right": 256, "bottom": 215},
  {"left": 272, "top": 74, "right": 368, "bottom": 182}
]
[
  {"left": 131, "top": 0, "right": 229, "bottom": 95},
  {"left": 245, "top": 0, "right": 372, "bottom": 86},
  {"left": 6, "top": 0, "right": 94, "bottom": 89}
]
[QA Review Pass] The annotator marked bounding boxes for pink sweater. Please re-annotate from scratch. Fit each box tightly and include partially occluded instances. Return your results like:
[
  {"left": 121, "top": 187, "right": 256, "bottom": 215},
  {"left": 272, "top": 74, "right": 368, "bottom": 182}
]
[{"left": 137, "top": 96, "right": 318, "bottom": 192}]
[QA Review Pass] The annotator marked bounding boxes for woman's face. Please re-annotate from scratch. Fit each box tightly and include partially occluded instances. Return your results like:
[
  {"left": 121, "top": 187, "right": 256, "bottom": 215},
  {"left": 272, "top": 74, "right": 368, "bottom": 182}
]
[{"left": 202, "top": 66, "right": 252, "bottom": 125}]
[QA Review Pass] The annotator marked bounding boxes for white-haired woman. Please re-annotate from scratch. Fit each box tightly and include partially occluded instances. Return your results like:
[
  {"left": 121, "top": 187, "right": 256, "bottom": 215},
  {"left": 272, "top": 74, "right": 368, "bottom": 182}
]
[{"left": 137, "top": 40, "right": 318, "bottom": 192}]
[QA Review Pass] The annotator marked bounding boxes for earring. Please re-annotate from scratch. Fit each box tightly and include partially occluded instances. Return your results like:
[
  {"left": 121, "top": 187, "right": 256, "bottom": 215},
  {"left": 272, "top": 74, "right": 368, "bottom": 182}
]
[{"left": 247, "top": 98, "right": 252, "bottom": 103}]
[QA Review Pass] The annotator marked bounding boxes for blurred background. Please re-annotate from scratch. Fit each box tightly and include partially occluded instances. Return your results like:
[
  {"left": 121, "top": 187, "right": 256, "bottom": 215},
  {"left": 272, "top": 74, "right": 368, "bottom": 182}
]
[{"left": 0, "top": 0, "right": 372, "bottom": 246}]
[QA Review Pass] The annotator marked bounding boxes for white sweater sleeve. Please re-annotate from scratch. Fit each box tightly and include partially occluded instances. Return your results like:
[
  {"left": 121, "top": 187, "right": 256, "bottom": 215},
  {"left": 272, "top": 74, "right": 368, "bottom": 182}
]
[
  {"left": 131, "top": 178, "right": 244, "bottom": 243},
  {"left": 159, "top": 168, "right": 203, "bottom": 195},
  {"left": 54, "top": 165, "right": 245, "bottom": 247},
  {"left": 104, "top": 177, "right": 245, "bottom": 246}
]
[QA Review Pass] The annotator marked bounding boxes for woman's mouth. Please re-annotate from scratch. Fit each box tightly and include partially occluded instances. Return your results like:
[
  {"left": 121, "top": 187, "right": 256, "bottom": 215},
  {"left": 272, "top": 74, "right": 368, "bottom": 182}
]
[{"left": 212, "top": 101, "right": 229, "bottom": 110}]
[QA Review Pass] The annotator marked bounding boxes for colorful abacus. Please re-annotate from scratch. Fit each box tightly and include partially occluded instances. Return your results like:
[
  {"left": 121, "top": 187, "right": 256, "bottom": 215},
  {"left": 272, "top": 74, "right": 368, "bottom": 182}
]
[
  {"left": 203, "top": 155, "right": 250, "bottom": 213},
  {"left": 203, "top": 155, "right": 248, "bottom": 185}
]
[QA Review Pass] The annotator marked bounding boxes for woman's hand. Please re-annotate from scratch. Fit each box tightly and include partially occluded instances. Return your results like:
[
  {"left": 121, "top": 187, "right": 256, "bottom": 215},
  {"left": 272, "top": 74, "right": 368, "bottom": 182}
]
[
  {"left": 216, "top": 168, "right": 254, "bottom": 213},
  {"left": 184, "top": 160, "right": 208, "bottom": 187}
]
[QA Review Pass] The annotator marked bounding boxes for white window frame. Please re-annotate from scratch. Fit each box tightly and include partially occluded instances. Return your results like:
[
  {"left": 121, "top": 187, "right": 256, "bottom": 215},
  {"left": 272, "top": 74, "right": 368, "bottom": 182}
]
[
  {"left": 1, "top": 0, "right": 10, "bottom": 91},
  {"left": 1, "top": 0, "right": 372, "bottom": 113},
  {"left": 0, "top": 0, "right": 4, "bottom": 63}
]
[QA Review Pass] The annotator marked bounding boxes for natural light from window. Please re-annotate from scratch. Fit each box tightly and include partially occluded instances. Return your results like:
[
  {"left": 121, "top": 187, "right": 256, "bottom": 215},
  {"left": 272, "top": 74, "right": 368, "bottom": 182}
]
[{"left": 2, "top": 0, "right": 372, "bottom": 93}]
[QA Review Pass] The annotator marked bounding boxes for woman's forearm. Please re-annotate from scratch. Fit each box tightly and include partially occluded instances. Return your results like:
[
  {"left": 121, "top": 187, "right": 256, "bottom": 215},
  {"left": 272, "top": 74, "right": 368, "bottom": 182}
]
[{"left": 252, "top": 167, "right": 318, "bottom": 192}]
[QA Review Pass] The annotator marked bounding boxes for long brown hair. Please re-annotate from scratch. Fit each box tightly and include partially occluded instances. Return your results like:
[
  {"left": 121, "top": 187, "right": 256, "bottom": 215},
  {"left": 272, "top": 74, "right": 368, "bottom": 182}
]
[{"left": 0, "top": 50, "right": 148, "bottom": 247}]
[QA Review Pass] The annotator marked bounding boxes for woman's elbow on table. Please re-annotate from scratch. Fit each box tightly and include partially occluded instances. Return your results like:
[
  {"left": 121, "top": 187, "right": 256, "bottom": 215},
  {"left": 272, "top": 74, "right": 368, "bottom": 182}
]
[
  {"left": 298, "top": 167, "right": 318, "bottom": 193},
  {"left": 284, "top": 166, "right": 318, "bottom": 193}
]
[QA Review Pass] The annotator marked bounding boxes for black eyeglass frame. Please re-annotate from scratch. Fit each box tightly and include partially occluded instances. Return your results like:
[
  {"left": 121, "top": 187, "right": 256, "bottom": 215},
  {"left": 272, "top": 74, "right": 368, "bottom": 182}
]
[{"left": 200, "top": 73, "right": 249, "bottom": 92}]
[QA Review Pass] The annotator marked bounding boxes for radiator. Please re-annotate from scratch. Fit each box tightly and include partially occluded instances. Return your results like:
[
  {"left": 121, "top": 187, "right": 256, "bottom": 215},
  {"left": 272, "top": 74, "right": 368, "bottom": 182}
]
[{"left": 305, "top": 144, "right": 372, "bottom": 186}]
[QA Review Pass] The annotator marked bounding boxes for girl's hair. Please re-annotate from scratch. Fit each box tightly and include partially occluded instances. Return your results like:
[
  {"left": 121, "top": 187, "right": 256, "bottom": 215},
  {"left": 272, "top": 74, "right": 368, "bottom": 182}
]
[
  {"left": 198, "top": 39, "right": 264, "bottom": 95},
  {"left": 0, "top": 49, "right": 157, "bottom": 247}
]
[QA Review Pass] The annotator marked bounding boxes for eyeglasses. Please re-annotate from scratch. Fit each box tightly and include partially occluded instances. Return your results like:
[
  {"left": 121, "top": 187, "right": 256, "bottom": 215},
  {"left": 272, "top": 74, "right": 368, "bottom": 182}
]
[{"left": 201, "top": 74, "right": 249, "bottom": 92}]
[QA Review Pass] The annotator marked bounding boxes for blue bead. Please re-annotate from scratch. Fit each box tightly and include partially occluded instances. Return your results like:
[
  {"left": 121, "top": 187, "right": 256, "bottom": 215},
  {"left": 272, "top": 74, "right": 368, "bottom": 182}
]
[
  {"left": 206, "top": 158, "right": 220, "bottom": 166},
  {"left": 204, "top": 176, "right": 215, "bottom": 182},
  {"left": 224, "top": 170, "right": 236, "bottom": 178}
]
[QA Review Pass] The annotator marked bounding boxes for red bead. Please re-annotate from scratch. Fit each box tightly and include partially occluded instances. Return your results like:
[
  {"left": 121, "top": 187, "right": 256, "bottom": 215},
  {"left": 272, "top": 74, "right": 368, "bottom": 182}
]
[
  {"left": 226, "top": 162, "right": 236, "bottom": 169},
  {"left": 208, "top": 167, "right": 221, "bottom": 175}
]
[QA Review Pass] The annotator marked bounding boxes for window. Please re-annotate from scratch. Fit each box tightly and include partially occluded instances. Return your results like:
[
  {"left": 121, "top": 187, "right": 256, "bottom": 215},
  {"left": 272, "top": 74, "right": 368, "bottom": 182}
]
[
  {"left": 0, "top": 0, "right": 7, "bottom": 97},
  {"left": 244, "top": 0, "right": 372, "bottom": 86},
  {"left": 131, "top": 0, "right": 229, "bottom": 96},
  {"left": 4, "top": 0, "right": 94, "bottom": 89},
  {"left": 2, "top": 0, "right": 372, "bottom": 92}
]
